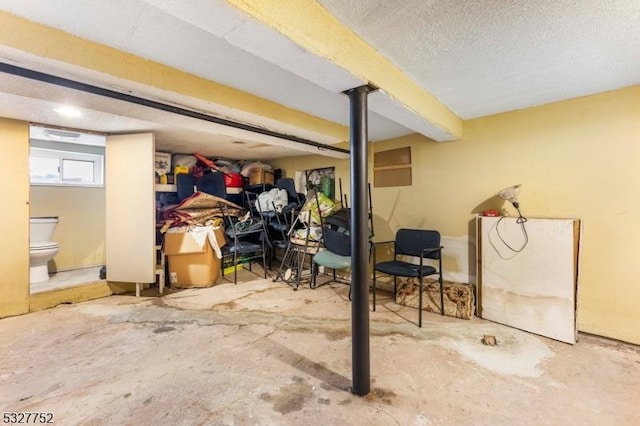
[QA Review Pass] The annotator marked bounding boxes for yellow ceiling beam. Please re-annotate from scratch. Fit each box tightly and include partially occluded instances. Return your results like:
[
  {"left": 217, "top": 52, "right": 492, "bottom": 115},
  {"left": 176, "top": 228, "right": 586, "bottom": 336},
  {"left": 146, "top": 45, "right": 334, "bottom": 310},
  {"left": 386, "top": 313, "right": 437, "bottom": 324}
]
[
  {"left": 0, "top": 10, "right": 348, "bottom": 141},
  {"left": 226, "top": 0, "right": 463, "bottom": 139}
]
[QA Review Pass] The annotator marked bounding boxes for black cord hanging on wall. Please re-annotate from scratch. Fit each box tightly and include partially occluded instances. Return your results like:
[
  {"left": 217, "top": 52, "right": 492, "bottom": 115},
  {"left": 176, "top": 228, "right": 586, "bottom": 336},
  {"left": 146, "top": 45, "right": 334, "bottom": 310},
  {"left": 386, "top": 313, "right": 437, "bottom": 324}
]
[{"left": 494, "top": 184, "right": 529, "bottom": 255}]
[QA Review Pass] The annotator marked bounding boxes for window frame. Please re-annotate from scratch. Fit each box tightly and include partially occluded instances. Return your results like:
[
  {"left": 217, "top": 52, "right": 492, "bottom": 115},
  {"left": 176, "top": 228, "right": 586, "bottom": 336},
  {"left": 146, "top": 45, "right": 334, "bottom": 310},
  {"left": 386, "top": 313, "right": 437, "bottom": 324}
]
[{"left": 30, "top": 146, "right": 104, "bottom": 187}]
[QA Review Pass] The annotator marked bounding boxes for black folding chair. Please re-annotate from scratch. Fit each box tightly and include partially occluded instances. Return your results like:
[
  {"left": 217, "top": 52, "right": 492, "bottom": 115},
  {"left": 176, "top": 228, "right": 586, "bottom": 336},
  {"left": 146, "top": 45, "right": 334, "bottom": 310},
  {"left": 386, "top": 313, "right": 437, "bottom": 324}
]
[{"left": 373, "top": 229, "right": 444, "bottom": 327}]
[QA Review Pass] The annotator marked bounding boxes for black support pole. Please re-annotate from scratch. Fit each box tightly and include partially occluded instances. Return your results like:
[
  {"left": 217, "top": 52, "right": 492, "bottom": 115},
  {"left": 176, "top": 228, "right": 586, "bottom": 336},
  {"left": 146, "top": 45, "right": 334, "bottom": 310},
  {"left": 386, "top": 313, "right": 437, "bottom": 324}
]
[{"left": 346, "top": 85, "right": 372, "bottom": 396}]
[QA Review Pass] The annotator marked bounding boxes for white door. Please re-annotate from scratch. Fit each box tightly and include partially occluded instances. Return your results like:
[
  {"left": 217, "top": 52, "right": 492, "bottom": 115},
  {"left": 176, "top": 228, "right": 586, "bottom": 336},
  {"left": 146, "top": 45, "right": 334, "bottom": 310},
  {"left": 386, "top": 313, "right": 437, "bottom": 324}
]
[
  {"left": 478, "top": 216, "right": 580, "bottom": 344},
  {"left": 105, "top": 133, "right": 155, "bottom": 283}
]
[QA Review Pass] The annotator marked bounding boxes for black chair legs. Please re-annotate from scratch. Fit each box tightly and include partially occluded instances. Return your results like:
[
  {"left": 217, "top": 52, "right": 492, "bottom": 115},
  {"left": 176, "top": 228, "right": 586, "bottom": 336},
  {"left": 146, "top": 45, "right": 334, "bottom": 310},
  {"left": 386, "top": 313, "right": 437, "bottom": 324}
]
[
  {"left": 418, "top": 273, "right": 422, "bottom": 328},
  {"left": 439, "top": 257, "right": 445, "bottom": 316},
  {"left": 233, "top": 253, "right": 238, "bottom": 284},
  {"left": 439, "top": 274, "right": 444, "bottom": 316},
  {"left": 393, "top": 276, "right": 397, "bottom": 303},
  {"left": 372, "top": 269, "right": 376, "bottom": 311}
]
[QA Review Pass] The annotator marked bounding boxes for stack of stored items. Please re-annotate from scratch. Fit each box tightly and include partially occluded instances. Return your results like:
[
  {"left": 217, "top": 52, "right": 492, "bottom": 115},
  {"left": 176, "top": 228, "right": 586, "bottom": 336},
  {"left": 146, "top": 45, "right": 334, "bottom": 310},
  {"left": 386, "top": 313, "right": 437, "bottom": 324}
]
[
  {"left": 160, "top": 192, "right": 244, "bottom": 231},
  {"left": 310, "top": 181, "right": 374, "bottom": 291},
  {"left": 159, "top": 192, "right": 241, "bottom": 288},
  {"left": 161, "top": 152, "right": 276, "bottom": 203},
  {"left": 155, "top": 152, "right": 277, "bottom": 288},
  {"left": 273, "top": 190, "right": 337, "bottom": 289},
  {"left": 156, "top": 153, "right": 279, "bottom": 231}
]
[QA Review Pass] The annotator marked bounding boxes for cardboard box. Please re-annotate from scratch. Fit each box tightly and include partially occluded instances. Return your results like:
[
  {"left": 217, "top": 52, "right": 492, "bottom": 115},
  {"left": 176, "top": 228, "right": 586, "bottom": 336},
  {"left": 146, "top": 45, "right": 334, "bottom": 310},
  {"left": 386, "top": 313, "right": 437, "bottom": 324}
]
[
  {"left": 163, "top": 226, "right": 226, "bottom": 288},
  {"left": 155, "top": 152, "right": 172, "bottom": 175},
  {"left": 249, "top": 169, "right": 274, "bottom": 185}
]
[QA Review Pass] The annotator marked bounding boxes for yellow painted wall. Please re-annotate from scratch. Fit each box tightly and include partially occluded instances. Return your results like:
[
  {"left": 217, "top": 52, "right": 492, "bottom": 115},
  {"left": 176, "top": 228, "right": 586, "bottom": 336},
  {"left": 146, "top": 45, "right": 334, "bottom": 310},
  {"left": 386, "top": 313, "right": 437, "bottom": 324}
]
[
  {"left": 30, "top": 186, "right": 106, "bottom": 271},
  {"left": 272, "top": 85, "right": 640, "bottom": 345},
  {"left": 0, "top": 118, "right": 30, "bottom": 317},
  {"left": 461, "top": 86, "right": 639, "bottom": 344}
]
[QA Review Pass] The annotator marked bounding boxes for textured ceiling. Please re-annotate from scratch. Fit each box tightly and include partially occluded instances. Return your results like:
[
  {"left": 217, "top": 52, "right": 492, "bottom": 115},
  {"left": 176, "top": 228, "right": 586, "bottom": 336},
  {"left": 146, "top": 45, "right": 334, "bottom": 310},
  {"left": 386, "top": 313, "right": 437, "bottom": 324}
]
[
  {"left": 318, "top": 0, "right": 640, "bottom": 119},
  {"left": 0, "top": 0, "right": 416, "bottom": 158},
  {"left": 0, "top": 0, "right": 638, "bottom": 160}
]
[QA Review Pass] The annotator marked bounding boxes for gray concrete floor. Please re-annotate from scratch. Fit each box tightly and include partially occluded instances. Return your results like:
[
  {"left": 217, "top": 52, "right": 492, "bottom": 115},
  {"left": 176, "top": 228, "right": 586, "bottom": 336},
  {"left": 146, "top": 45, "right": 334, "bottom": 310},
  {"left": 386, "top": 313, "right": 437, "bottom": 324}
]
[{"left": 1, "top": 271, "right": 639, "bottom": 425}]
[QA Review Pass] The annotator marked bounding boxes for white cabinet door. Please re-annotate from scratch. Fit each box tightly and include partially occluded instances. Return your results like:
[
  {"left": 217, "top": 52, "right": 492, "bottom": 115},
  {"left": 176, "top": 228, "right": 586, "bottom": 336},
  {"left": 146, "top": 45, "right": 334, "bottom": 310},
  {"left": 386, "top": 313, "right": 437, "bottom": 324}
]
[
  {"left": 105, "top": 133, "right": 155, "bottom": 283},
  {"left": 478, "top": 216, "right": 580, "bottom": 344}
]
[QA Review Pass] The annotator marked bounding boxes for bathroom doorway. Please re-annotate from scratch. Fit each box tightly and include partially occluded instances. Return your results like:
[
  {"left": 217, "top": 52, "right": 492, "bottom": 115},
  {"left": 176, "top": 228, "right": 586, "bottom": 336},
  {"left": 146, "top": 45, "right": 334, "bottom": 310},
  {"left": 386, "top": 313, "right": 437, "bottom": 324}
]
[{"left": 28, "top": 125, "right": 107, "bottom": 294}]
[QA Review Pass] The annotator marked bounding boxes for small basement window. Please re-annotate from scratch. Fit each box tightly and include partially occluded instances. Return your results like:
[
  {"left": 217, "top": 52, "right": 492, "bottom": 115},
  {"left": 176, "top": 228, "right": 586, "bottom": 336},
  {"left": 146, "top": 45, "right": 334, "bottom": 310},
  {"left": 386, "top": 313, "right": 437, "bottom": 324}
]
[
  {"left": 29, "top": 128, "right": 105, "bottom": 187},
  {"left": 30, "top": 147, "right": 104, "bottom": 186}
]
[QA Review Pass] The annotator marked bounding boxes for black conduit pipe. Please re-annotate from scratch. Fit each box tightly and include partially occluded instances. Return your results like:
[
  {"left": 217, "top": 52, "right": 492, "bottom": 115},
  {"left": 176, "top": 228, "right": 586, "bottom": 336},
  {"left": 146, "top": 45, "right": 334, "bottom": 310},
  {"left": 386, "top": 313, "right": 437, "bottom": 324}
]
[{"left": 0, "top": 62, "right": 349, "bottom": 155}]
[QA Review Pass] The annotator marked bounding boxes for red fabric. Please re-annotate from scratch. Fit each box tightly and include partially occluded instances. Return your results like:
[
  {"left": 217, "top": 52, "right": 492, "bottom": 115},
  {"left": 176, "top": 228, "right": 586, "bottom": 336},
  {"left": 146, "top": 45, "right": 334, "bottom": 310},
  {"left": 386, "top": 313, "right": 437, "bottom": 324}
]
[
  {"left": 224, "top": 173, "right": 244, "bottom": 188},
  {"left": 194, "top": 153, "right": 217, "bottom": 170}
]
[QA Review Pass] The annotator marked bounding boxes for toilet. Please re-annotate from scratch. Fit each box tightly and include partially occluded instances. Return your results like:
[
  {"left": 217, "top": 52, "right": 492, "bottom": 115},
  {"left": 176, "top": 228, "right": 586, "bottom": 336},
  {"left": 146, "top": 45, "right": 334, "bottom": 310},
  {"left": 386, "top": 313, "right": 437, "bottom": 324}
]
[{"left": 30, "top": 217, "right": 60, "bottom": 284}]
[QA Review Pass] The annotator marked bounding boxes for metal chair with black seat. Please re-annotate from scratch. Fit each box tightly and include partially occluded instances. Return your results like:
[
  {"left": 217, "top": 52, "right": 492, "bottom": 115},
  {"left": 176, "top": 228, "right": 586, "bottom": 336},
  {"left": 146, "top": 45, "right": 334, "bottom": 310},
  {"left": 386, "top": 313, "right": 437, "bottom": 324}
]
[
  {"left": 372, "top": 229, "right": 444, "bottom": 327},
  {"left": 248, "top": 191, "right": 284, "bottom": 268},
  {"left": 253, "top": 185, "right": 302, "bottom": 270},
  {"left": 263, "top": 203, "right": 293, "bottom": 270},
  {"left": 220, "top": 206, "right": 268, "bottom": 285},
  {"left": 276, "top": 177, "right": 304, "bottom": 211}
]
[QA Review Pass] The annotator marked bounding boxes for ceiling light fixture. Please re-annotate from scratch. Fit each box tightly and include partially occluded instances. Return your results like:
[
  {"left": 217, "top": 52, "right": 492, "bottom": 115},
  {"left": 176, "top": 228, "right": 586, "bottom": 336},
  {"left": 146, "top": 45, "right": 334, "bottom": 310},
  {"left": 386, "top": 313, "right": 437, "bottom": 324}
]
[
  {"left": 54, "top": 105, "right": 82, "bottom": 118},
  {"left": 43, "top": 128, "right": 81, "bottom": 140},
  {"left": 30, "top": 125, "right": 106, "bottom": 146}
]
